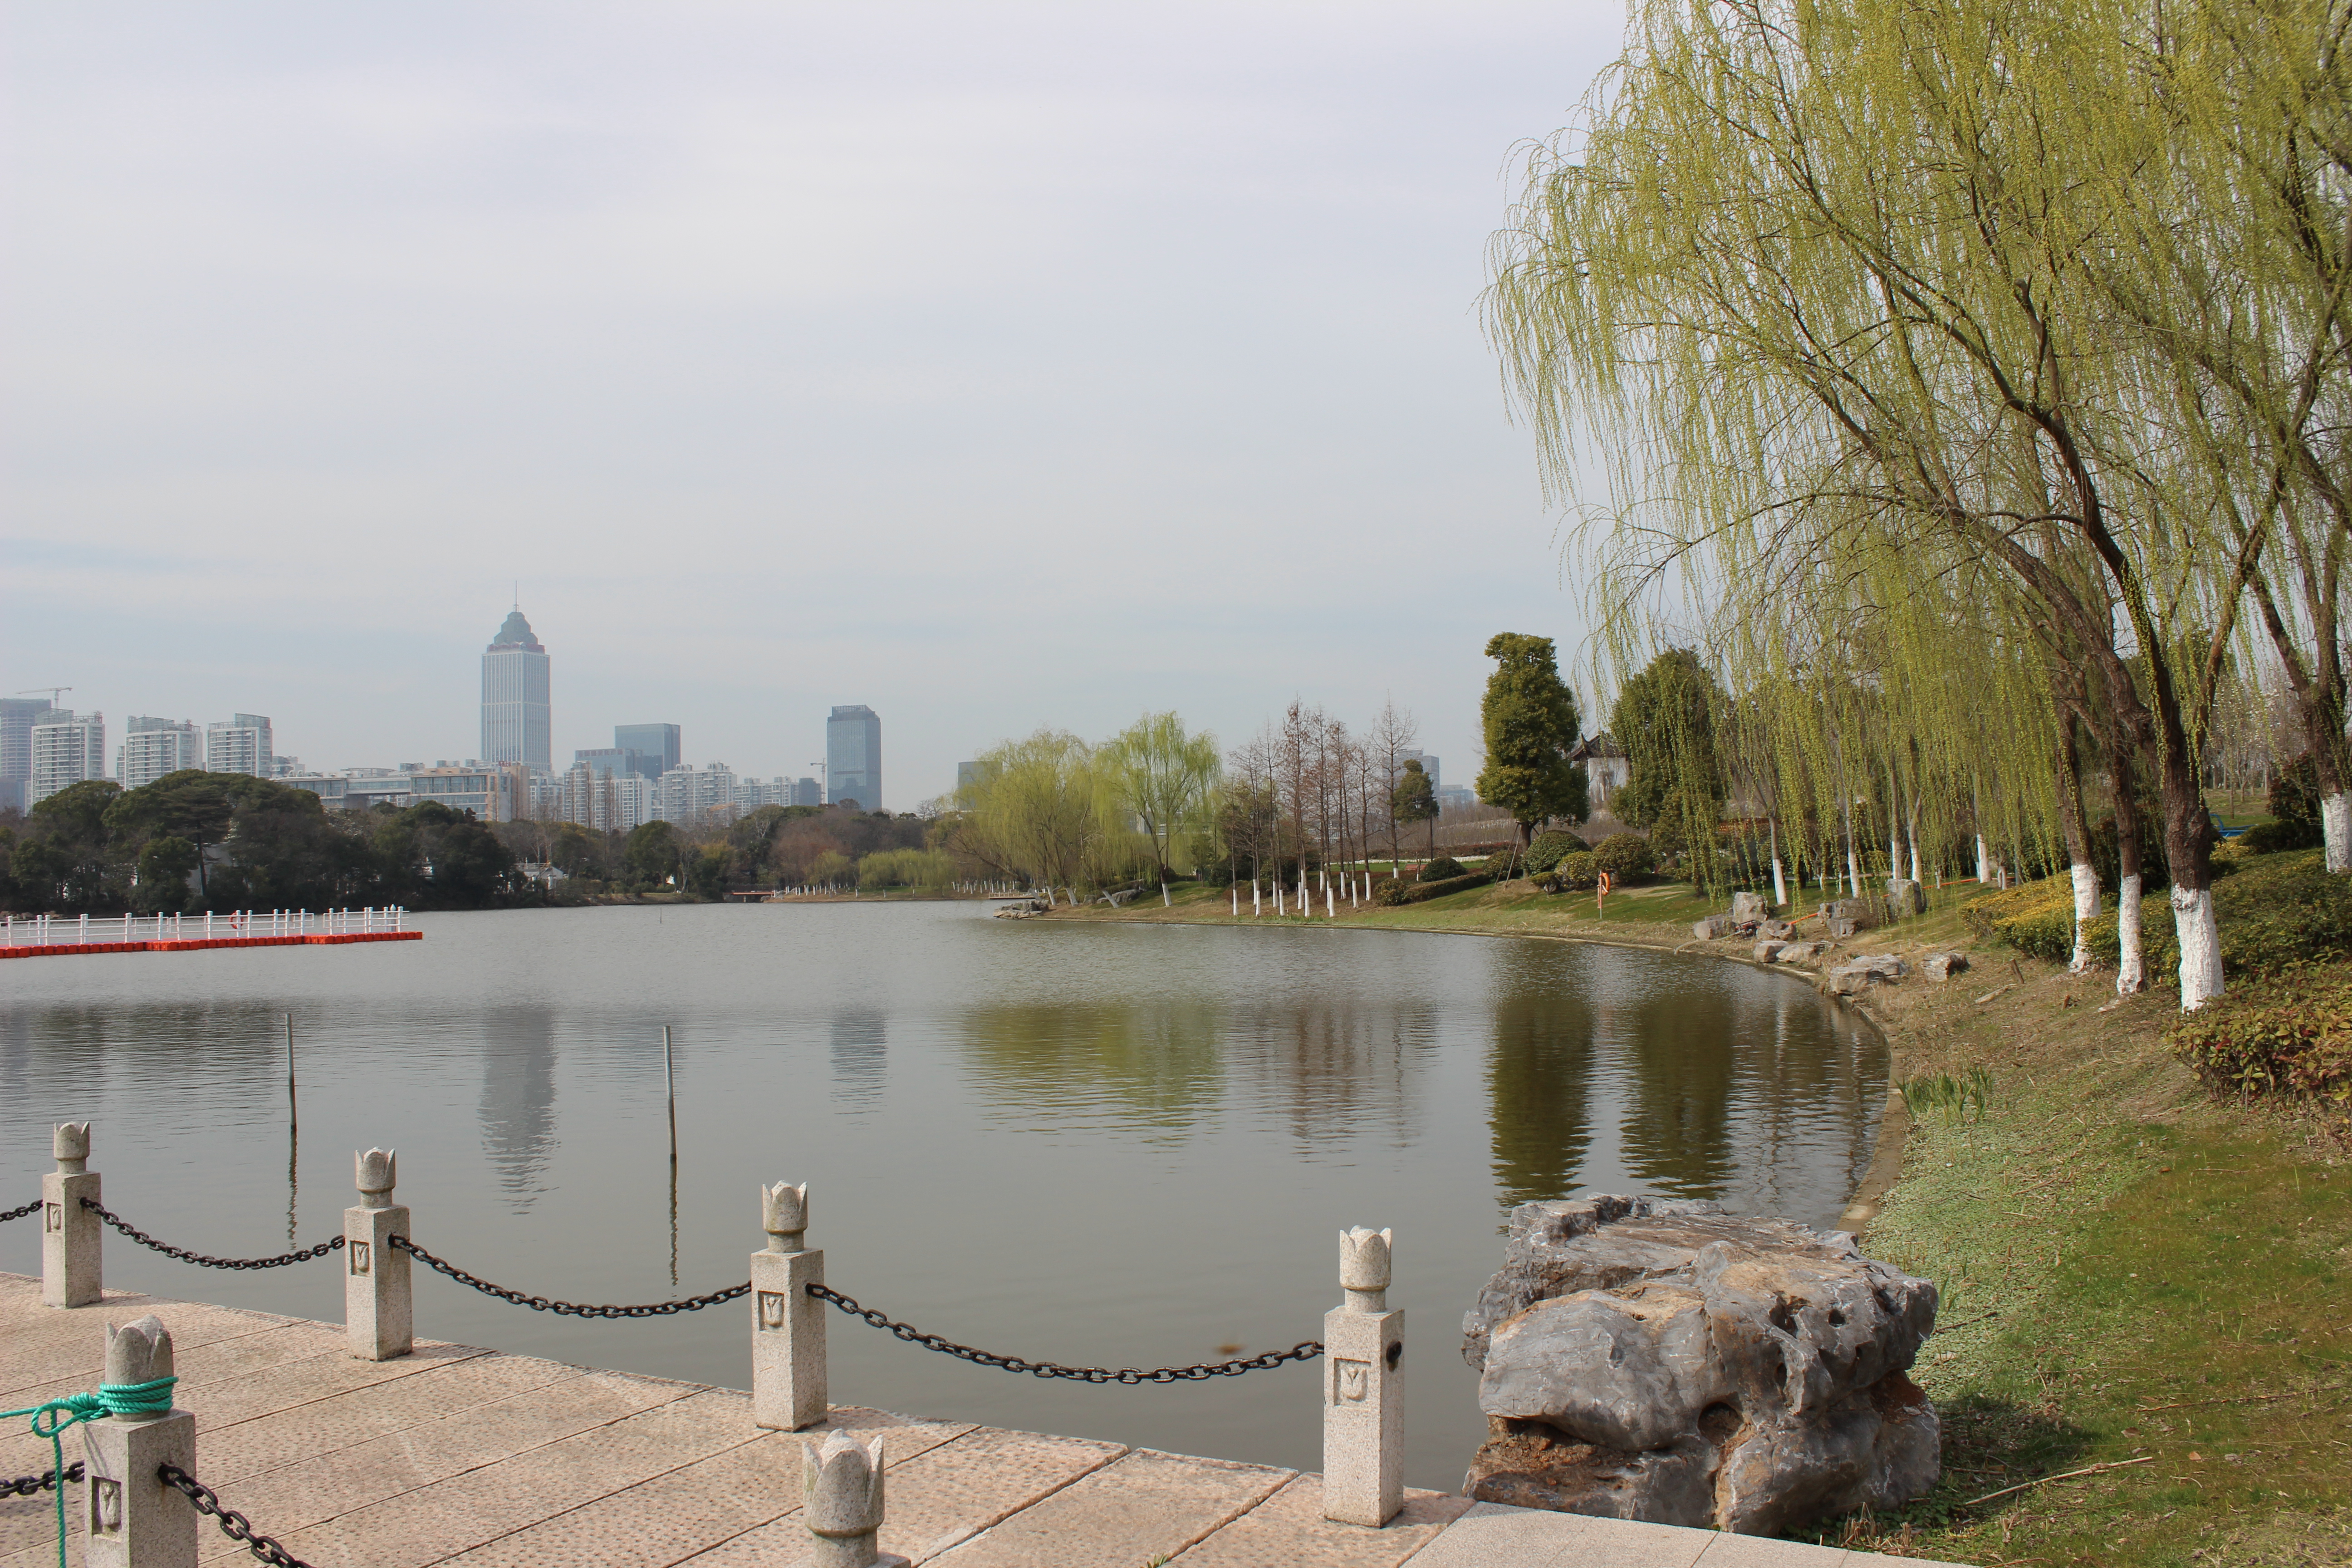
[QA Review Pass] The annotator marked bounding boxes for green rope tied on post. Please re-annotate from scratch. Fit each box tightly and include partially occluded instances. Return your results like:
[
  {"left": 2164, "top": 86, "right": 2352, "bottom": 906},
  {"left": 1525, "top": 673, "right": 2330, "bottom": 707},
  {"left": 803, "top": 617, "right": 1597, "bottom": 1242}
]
[{"left": 1, "top": 1376, "right": 177, "bottom": 1568}]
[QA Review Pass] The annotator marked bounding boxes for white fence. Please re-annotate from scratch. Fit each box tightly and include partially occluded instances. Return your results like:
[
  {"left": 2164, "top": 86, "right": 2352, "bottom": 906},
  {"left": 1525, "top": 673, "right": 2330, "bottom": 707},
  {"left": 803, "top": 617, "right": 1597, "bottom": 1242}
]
[{"left": 0, "top": 906, "right": 409, "bottom": 949}]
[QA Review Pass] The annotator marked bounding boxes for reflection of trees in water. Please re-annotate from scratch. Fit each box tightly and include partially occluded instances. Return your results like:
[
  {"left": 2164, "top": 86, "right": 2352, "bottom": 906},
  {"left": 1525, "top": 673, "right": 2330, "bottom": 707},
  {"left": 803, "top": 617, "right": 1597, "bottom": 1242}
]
[
  {"left": 829, "top": 1010, "right": 887, "bottom": 1115},
  {"left": 1486, "top": 985, "right": 1597, "bottom": 1209},
  {"left": 1714, "top": 985, "right": 1882, "bottom": 1215},
  {"left": 1615, "top": 982, "right": 1738, "bottom": 1199},
  {"left": 479, "top": 1008, "right": 558, "bottom": 1212},
  {"left": 957, "top": 1002, "right": 1225, "bottom": 1137},
  {"left": 1225, "top": 997, "right": 1438, "bottom": 1149}
]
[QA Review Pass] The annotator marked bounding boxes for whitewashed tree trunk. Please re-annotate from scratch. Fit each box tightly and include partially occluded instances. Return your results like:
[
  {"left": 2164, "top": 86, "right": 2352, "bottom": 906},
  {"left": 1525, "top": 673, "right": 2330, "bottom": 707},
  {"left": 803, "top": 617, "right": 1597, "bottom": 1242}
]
[
  {"left": 2325, "top": 793, "right": 2352, "bottom": 873},
  {"left": 2115, "top": 873, "right": 2145, "bottom": 995},
  {"left": 2068, "top": 861, "right": 2100, "bottom": 973},
  {"left": 1769, "top": 819, "right": 1788, "bottom": 909},
  {"left": 1907, "top": 817, "right": 1922, "bottom": 885},
  {"left": 1975, "top": 834, "right": 1989, "bottom": 883},
  {"left": 1846, "top": 848, "right": 1862, "bottom": 899},
  {"left": 2171, "top": 886, "right": 2224, "bottom": 1009}
]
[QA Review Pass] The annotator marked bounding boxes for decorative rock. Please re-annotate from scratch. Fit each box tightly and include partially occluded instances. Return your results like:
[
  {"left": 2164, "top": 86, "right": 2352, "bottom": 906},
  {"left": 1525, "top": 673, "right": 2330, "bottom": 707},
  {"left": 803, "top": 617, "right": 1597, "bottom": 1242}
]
[
  {"left": 1690, "top": 915, "right": 1734, "bottom": 941},
  {"left": 1757, "top": 920, "right": 1797, "bottom": 940},
  {"left": 1751, "top": 941, "right": 1785, "bottom": 964},
  {"left": 1460, "top": 1194, "right": 1939, "bottom": 1538},
  {"left": 1884, "top": 878, "right": 1926, "bottom": 916},
  {"left": 1773, "top": 941, "right": 1825, "bottom": 965},
  {"left": 1921, "top": 951, "right": 1970, "bottom": 982},
  {"left": 1730, "top": 892, "right": 1776, "bottom": 924},
  {"left": 1826, "top": 954, "right": 1904, "bottom": 995},
  {"left": 1823, "top": 916, "right": 1858, "bottom": 939}
]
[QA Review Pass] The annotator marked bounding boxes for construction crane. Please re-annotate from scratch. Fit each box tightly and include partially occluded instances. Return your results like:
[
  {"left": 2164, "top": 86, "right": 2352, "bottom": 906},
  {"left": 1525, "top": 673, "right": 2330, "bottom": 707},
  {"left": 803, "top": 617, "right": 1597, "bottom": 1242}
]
[{"left": 13, "top": 687, "right": 70, "bottom": 705}]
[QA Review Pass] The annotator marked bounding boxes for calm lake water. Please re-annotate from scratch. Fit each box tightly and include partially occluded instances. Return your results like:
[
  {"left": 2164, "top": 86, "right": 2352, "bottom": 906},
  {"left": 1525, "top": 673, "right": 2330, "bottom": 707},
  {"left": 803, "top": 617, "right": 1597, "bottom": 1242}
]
[{"left": 0, "top": 902, "right": 1885, "bottom": 1488}]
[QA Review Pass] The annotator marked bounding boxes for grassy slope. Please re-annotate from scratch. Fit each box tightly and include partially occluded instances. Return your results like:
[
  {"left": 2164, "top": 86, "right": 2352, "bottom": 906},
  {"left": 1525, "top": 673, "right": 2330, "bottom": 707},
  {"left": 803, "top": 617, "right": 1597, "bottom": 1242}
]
[{"left": 1056, "top": 876, "right": 2352, "bottom": 1566}]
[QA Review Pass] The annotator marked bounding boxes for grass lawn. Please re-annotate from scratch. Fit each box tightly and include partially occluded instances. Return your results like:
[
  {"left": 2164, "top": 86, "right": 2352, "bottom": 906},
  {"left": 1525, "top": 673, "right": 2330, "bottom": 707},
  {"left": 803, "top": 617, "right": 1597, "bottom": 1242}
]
[{"left": 1054, "top": 870, "right": 2352, "bottom": 1565}]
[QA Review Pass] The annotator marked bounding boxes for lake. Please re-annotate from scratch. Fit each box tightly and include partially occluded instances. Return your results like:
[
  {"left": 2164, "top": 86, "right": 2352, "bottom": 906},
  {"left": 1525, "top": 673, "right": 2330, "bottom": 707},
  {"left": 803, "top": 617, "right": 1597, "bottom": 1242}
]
[{"left": 0, "top": 901, "right": 1886, "bottom": 1490}]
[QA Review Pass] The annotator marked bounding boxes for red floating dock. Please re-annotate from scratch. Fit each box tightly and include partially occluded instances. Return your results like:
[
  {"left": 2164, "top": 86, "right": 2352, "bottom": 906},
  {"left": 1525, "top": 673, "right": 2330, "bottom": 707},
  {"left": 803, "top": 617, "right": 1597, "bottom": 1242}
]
[{"left": 0, "top": 930, "right": 423, "bottom": 960}]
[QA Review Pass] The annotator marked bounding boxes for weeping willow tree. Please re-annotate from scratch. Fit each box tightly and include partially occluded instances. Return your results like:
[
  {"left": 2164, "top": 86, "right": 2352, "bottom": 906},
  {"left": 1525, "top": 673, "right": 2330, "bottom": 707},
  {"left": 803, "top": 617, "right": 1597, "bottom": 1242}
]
[
  {"left": 1480, "top": 0, "right": 2342, "bottom": 1008},
  {"left": 951, "top": 729, "right": 1145, "bottom": 896}
]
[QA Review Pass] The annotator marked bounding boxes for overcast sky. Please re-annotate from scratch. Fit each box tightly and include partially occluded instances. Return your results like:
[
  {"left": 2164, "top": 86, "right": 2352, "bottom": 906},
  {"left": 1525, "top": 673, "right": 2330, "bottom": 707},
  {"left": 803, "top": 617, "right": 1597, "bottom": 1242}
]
[{"left": 3, "top": 2, "right": 1623, "bottom": 806}]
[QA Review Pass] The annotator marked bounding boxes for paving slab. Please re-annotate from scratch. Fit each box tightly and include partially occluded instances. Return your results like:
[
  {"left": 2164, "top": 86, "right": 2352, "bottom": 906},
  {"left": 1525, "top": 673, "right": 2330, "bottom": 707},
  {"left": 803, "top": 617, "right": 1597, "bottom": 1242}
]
[
  {"left": 441, "top": 1408, "right": 972, "bottom": 1568},
  {"left": 1170, "top": 1474, "right": 1473, "bottom": 1567},
  {"left": 929, "top": 1448, "right": 1291, "bottom": 1568},
  {"left": 0, "top": 1286, "right": 296, "bottom": 1401}
]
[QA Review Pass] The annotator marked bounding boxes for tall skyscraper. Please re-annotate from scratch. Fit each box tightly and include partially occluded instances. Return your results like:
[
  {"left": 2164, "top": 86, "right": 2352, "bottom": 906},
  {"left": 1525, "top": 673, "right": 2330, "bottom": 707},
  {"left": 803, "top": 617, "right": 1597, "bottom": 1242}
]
[
  {"left": 29, "top": 711, "right": 105, "bottom": 805},
  {"left": 613, "top": 724, "right": 680, "bottom": 779},
  {"left": 482, "top": 608, "right": 552, "bottom": 773},
  {"left": 205, "top": 714, "right": 274, "bottom": 777},
  {"left": 121, "top": 717, "right": 203, "bottom": 789},
  {"left": 827, "top": 705, "right": 882, "bottom": 811},
  {"left": 0, "top": 696, "right": 53, "bottom": 813}
]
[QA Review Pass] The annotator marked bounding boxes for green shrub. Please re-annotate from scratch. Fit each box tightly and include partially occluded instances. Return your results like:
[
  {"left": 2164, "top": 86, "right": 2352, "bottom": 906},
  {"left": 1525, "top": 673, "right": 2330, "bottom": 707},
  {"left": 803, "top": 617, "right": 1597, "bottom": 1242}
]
[
  {"left": 1592, "top": 833, "right": 1655, "bottom": 881},
  {"left": 1379, "top": 871, "right": 1493, "bottom": 906},
  {"left": 1524, "top": 832, "right": 1583, "bottom": 873},
  {"left": 2168, "top": 965, "right": 2352, "bottom": 1109},
  {"left": 1372, "top": 877, "right": 1410, "bottom": 906},
  {"left": 1420, "top": 856, "right": 1467, "bottom": 882},
  {"left": 1965, "top": 877, "right": 2078, "bottom": 962},
  {"left": 1555, "top": 850, "right": 1600, "bottom": 890},
  {"left": 1900, "top": 1067, "right": 1994, "bottom": 1124}
]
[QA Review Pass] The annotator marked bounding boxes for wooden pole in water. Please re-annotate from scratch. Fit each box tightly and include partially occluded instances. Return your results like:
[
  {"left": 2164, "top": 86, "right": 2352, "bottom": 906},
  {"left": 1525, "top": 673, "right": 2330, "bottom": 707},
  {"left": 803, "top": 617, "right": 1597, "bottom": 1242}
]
[
  {"left": 665, "top": 1024, "right": 679, "bottom": 1286},
  {"left": 286, "top": 1014, "right": 297, "bottom": 1131},
  {"left": 286, "top": 1013, "right": 299, "bottom": 1244}
]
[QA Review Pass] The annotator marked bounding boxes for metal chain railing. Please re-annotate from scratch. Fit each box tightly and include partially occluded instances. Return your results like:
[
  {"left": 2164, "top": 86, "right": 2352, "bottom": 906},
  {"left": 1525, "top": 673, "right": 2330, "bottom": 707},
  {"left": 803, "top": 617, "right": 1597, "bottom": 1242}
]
[
  {"left": 805, "top": 1282, "right": 1324, "bottom": 1383},
  {"left": 1, "top": 1199, "right": 40, "bottom": 1225},
  {"left": 161, "top": 1463, "right": 314, "bottom": 1568},
  {"left": 387, "top": 1235, "right": 751, "bottom": 1318},
  {"left": 2, "top": 1462, "right": 81, "bottom": 1496},
  {"left": 79, "top": 1199, "right": 344, "bottom": 1270}
]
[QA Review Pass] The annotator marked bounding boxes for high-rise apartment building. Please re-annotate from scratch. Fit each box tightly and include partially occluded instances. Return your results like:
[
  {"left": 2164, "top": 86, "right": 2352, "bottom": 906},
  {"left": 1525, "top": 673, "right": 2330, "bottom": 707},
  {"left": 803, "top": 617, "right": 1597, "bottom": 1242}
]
[
  {"left": 482, "top": 609, "right": 552, "bottom": 773},
  {"left": 612, "top": 724, "right": 680, "bottom": 779},
  {"left": 206, "top": 714, "right": 275, "bottom": 777},
  {"left": 30, "top": 711, "right": 105, "bottom": 805},
  {"left": 658, "top": 762, "right": 739, "bottom": 825},
  {"left": 826, "top": 705, "right": 881, "bottom": 812},
  {"left": 0, "top": 696, "right": 53, "bottom": 813},
  {"left": 549, "top": 761, "right": 656, "bottom": 833},
  {"left": 120, "top": 717, "right": 203, "bottom": 789},
  {"left": 790, "top": 777, "right": 823, "bottom": 808}
]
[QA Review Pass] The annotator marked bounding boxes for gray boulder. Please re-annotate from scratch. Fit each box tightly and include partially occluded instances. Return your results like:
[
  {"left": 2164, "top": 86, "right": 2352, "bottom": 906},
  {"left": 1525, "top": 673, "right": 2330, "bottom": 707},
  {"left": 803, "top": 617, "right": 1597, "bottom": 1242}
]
[
  {"left": 1730, "top": 891, "right": 1777, "bottom": 924},
  {"left": 1752, "top": 940, "right": 1786, "bottom": 964},
  {"left": 1921, "top": 951, "right": 1970, "bottom": 982},
  {"left": 1461, "top": 1195, "right": 1940, "bottom": 1537},
  {"left": 1773, "top": 941, "right": 1825, "bottom": 965},
  {"left": 1691, "top": 914, "right": 1735, "bottom": 941},
  {"left": 1884, "top": 878, "right": 1926, "bottom": 916},
  {"left": 1827, "top": 953, "right": 1906, "bottom": 995}
]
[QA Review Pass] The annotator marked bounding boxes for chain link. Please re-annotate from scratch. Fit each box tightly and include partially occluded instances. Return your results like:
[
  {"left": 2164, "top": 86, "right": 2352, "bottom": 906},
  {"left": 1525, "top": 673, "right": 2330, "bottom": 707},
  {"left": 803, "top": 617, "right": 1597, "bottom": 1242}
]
[
  {"left": 78, "top": 1200, "right": 344, "bottom": 1270},
  {"left": 159, "top": 1463, "right": 314, "bottom": 1568},
  {"left": 0, "top": 1199, "right": 40, "bottom": 1225},
  {"left": 804, "top": 1283, "right": 1324, "bottom": 1383},
  {"left": 387, "top": 1236, "right": 752, "bottom": 1318},
  {"left": 2, "top": 1462, "right": 81, "bottom": 1497}
]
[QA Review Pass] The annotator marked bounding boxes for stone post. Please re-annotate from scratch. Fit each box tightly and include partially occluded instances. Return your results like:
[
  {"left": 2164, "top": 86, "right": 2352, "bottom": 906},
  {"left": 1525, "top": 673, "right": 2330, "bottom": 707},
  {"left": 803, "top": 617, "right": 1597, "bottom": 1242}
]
[
  {"left": 801, "top": 1429, "right": 909, "bottom": 1568},
  {"left": 1322, "top": 1226, "right": 1404, "bottom": 1527},
  {"left": 43, "top": 1122, "right": 101, "bottom": 1308},
  {"left": 81, "top": 1315, "right": 197, "bottom": 1568},
  {"left": 752, "top": 1181, "right": 827, "bottom": 1431},
  {"left": 344, "top": 1149, "right": 412, "bottom": 1361}
]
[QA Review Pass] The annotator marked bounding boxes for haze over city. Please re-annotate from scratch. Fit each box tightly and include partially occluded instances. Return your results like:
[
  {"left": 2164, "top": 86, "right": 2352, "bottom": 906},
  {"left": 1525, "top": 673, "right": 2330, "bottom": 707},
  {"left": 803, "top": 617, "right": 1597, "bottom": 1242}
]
[{"left": 3, "top": 2, "right": 1625, "bottom": 794}]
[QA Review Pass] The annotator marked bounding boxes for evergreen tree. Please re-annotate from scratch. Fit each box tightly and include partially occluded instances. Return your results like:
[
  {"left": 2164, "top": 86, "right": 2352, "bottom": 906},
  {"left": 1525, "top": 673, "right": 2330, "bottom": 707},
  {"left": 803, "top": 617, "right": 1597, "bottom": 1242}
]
[{"left": 1475, "top": 633, "right": 1589, "bottom": 845}]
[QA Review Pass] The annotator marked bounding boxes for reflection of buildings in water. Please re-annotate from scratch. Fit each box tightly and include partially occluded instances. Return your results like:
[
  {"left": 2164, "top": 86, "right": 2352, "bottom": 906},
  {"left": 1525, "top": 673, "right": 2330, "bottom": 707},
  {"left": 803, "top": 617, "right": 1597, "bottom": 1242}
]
[
  {"left": 1486, "top": 986, "right": 1598, "bottom": 1209},
  {"left": 479, "top": 1008, "right": 559, "bottom": 1211},
  {"left": 829, "top": 1010, "right": 888, "bottom": 1114}
]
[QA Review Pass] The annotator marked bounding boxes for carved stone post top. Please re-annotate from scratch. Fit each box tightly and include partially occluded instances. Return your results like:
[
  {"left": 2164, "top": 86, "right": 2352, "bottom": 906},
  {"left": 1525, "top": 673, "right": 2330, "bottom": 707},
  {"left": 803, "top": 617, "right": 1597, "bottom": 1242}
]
[
  {"left": 53, "top": 1122, "right": 91, "bottom": 1174},
  {"left": 802, "top": 1428, "right": 886, "bottom": 1534},
  {"left": 104, "top": 1314, "right": 174, "bottom": 1392},
  {"left": 1339, "top": 1227, "right": 1392, "bottom": 1292},
  {"left": 763, "top": 1181, "right": 808, "bottom": 1251},
  {"left": 355, "top": 1148, "right": 398, "bottom": 1206}
]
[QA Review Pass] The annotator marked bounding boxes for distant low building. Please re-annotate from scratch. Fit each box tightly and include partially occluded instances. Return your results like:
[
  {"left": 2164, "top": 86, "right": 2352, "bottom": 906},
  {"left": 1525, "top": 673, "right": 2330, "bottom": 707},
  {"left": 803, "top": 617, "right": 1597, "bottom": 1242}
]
[
  {"left": 1569, "top": 733, "right": 1630, "bottom": 811},
  {"left": 403, "top": 764, "right": 522, "bottom": 822},
  {"left": 1435, "top": 784, "right": 1476, "bottom": 813}
]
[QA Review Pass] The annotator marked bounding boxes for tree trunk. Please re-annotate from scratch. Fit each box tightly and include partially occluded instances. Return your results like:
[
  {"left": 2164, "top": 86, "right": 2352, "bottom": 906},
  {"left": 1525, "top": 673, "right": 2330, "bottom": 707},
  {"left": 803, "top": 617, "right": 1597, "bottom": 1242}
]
[
  {"left": 2055, "top": 716, "right": 2099, "bottom": 975},
  {"left": 1769, "top": 819, "right": 1788, "bottom": 908},
  {"left": 2105, "top": 746, "right": 2148, "bottom": 996}
]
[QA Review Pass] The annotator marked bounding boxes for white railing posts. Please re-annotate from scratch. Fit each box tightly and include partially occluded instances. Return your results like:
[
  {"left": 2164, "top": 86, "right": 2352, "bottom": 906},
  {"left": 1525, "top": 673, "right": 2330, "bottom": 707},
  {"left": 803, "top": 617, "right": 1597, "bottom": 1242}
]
[
  {"left": 752, "top": 1181, "right": 828, "bottom": 1431},
  {"left": 1322, "top": 1226, "right": 1404, "bottom": 1528},
  {"left": 345, "top": 1149, "right": 413, "bottom": 1361},
  {"left": 44, "top": 1121, "right": 103, "bottom": 1308},
  {"left": 81, "top": 1315, "right": 196, "bottom": 1568},
  {"left": 801, "top": 1430, "right": 908, "bottom": 1568}
]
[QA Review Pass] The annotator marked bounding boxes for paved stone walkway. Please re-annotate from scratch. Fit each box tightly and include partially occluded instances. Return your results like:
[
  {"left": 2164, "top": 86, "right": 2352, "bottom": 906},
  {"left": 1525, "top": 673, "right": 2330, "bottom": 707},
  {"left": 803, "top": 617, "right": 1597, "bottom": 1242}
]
[{"left": 0, "top": 1276, "right": 1966, "bottom": 1567}]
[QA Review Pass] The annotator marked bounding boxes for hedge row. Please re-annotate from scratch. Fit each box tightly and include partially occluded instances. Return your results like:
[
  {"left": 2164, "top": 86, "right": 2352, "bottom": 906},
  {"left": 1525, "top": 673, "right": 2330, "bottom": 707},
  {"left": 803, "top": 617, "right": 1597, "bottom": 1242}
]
[
  {"left": 2168, "top": 965, "right": 2352, "bottom": 1109},
  {"left": 1372, "top": 872, "right": 1494, "bottom": 906}
]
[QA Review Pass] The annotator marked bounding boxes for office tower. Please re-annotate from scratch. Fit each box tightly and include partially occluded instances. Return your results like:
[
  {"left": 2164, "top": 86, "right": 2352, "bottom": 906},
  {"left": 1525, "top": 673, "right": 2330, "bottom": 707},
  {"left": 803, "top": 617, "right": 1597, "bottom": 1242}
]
[
  {"left": 482, "top": 608, "right": 552, "bottom": 773},
  {"left": 0, "top": 696, "right": 54, "bottom": 813},
  {"left": 826, "top": 705, "right": 881, "bottom": 811},
  {"left": 573, "top": 746, "right": 652, "bottom": 779},
  {"left": 120, "top": 717, "right": 203, "bottom": 789},
  {"left": 29, "top": 711, "right": 105, "bottom": 805},
  {"left": 613, "top": 724, "right": 680, "bottom": 779},
  {"left": 206, "top": 714, "right": 275, "bottom": 777},
  {"left": 1398, "top": 750, "right": 1441, "bottom": 791}
]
